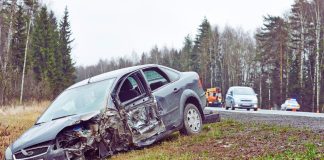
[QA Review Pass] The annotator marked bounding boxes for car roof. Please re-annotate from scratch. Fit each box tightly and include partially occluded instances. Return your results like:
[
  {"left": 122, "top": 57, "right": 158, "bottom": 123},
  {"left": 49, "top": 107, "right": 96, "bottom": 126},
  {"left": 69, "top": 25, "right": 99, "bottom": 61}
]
[
  {"left": 67, "top": 64, "right": 162, "bottom": 90},
  {"left": 229, "top": 86, "right": 253, "bottom": 89}
]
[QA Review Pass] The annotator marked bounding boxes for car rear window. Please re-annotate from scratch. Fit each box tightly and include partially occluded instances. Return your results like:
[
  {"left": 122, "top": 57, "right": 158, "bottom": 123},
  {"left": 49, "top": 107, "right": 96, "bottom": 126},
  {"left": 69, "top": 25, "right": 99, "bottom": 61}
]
[
  {"left": 144, "top": 70, "right": 166, "bottom": 83},
  {"left": 288, "top": 100, "right": 298, "bottom": 104},
  {"left": 160, "top": 67, "right": 180, "bottom": 82},
  {"left": 143, "top": 68, "right": 170, "bottom": 91}
]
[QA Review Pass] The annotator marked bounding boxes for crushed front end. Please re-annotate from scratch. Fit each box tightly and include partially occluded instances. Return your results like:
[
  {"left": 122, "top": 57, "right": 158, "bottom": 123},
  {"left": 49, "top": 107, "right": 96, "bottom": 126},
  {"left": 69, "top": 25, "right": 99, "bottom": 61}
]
[
  {"left": 8, "top": 105, "right": 164, "bottom": 160},
  {"left": 7, "top": 109, "right": 132, "bottom": 160},
  {"left": 53, "top": 109, "right": 132, "bottom": 160}
]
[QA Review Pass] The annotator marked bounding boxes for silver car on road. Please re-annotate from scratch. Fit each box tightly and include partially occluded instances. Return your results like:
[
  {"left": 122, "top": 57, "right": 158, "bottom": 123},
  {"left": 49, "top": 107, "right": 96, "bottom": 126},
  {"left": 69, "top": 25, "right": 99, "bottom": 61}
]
[{"left": 225, "top": 86, "right": 258, "bottom": 111}]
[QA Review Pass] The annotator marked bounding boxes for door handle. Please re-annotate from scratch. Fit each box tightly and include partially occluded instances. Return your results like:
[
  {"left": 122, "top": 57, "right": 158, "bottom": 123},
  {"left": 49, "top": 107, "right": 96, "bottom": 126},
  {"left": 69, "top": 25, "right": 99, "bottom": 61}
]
[{"left": 173, "top": 88, "right": 180, "bottom": 93}]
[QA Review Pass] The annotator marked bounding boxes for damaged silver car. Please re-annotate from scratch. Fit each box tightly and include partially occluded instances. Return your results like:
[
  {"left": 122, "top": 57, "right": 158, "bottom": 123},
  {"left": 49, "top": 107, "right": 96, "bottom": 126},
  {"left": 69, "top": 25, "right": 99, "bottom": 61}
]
[{"left": 5, "top": 64, "right": 219, "bottom": 160}]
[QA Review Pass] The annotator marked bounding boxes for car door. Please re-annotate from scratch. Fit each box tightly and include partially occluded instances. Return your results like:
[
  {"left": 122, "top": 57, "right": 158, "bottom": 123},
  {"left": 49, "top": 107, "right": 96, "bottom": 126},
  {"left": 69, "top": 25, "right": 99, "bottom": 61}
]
[
  {"left": 141, "top": 67, "right": 182, "bottom": 129},
  {"left": 115, "top": 71, "right": 166, "bottom": 144}
]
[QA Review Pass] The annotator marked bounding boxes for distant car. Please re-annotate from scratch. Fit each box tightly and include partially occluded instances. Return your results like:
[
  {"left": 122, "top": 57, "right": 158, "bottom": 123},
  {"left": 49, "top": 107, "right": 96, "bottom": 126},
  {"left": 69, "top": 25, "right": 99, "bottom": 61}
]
[
  {"left": 5, "top": 64, "right": 216, "bottom": 160},
  {"left": 281, "top": 99, "right": 300, "bottom": 111},
  {"left": 225, "top": 86, "right": 258, "bottom": 111},
  {"left": 206, "top": 87, "right": 222, "bottom": 107}
]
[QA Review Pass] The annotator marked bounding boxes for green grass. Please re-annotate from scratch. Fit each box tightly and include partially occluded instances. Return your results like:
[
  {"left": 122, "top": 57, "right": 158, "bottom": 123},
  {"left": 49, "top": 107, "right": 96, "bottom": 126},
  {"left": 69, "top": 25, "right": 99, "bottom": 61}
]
[
  {"left": 258, "top": 143, "right": 323, "bottom": 160},
  {"left": 112, "top": 120, "right": 323, "bottom": 160}
]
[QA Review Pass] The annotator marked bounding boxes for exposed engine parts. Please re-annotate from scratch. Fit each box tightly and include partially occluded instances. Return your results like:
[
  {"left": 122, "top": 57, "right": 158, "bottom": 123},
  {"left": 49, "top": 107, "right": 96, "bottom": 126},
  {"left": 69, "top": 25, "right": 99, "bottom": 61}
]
[{"left": 55, "top": 121, "right": 100, "bottom": 159}]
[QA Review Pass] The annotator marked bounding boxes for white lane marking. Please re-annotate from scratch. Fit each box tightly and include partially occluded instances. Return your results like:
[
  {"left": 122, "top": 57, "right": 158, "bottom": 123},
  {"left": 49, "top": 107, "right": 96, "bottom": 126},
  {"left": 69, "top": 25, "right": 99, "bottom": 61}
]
[{"left": 205, "top": 107, "right": 324, "bottom": 118}]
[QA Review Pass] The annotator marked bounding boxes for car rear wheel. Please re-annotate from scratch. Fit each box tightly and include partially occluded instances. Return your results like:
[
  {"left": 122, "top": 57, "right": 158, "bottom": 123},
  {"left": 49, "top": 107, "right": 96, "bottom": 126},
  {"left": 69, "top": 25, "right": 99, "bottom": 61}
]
[
  {"left": 231, "top": 103, "right": 235, "bottom": 110},
  {"left": 247, "top": 108, "right": 250, "bottom": 111},
  {"left": 180, "top": 103, "right": 202, "bottom": 135},
  {"left": 254, "top": 108, "right": 258, "bottom": 111}
]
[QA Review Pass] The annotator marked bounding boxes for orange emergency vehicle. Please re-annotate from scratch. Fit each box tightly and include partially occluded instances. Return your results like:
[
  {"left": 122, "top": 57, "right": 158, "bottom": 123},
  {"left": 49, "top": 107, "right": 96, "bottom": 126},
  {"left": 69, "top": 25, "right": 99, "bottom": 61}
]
[{"left": 206, "top": 87, "right": 222, "bottom": 107}]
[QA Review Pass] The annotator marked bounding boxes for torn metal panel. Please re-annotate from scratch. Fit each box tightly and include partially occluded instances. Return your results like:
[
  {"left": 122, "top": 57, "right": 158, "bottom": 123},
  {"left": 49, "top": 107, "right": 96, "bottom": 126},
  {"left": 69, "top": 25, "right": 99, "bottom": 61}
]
[{"left": 124, "top": 98, "right": 166, "bottom": 145}]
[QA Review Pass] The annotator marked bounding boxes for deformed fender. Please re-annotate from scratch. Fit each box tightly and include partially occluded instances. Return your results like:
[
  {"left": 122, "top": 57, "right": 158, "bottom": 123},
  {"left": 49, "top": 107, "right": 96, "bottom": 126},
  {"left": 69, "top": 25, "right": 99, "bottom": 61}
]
[{"left": 179, "top": 89, "right": 205, "bottom": 123}]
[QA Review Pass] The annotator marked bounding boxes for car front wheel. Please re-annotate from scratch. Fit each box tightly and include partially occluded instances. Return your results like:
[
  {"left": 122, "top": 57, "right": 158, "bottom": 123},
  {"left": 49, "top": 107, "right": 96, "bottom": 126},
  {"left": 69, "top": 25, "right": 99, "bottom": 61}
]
[
  {"left": 231, "top": 103, "right": 235, "bottom": 110},
  {"left": 180, "top": 103, "right": 202, "bottom": 135}
]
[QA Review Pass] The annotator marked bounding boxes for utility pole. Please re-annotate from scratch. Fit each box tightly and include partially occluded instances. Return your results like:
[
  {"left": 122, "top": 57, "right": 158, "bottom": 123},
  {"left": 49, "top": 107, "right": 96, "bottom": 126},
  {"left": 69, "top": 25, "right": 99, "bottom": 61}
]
[
  {"left": 20, "top": 0, "right": 34, "bottom": 105},
  {"left": 259, "top": 70, "right": 262, "bottom": 109}
]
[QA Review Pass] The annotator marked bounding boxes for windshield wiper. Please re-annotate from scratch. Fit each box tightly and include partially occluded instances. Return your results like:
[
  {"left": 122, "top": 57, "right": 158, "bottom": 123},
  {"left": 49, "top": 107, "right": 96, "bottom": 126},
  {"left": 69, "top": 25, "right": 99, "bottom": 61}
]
[
  {"left": 52, "top": 114, "right": 76, "bottom": 121},
  {"left": 35, "top": 122, "right": 46, "bottom": 125}
]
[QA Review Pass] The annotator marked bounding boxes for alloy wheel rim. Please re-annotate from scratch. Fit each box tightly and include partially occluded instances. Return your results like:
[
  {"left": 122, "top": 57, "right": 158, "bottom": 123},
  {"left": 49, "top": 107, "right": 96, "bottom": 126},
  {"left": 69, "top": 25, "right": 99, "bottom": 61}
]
[{"left": 186, "top": 108, "right": 201, "bottom": 132}]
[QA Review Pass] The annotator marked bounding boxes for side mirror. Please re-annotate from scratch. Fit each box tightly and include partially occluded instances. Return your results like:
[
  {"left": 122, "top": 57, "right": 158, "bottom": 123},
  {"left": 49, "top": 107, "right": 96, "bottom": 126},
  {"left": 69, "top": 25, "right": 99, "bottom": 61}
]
[{"left": 230, "top": 91, "right": 233, "bottom": 96}]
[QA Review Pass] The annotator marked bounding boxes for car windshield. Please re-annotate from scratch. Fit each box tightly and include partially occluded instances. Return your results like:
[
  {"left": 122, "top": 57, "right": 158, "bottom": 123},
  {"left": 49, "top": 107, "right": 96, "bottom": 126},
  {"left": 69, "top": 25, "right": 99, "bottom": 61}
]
[
  {"left": 287, "top": 100, "right": 298, "bottom": 104},
  {"left": 233, "top": 88, "right": 255, "bottom": 95},
  {"left": 37, "top": 79, "right": 115, "bottom": 124}
]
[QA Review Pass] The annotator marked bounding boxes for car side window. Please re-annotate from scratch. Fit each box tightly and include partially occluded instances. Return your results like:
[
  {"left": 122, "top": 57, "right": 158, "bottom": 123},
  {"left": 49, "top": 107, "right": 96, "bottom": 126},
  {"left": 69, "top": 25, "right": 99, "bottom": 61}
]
[
  {"left": 118, "top": 73, "right": 145, "bottom": 103},
  {"left": 143, "top": 68, "right": 170, "bottom": 91},
  {"left": 227, "top": 89, "right": 232, "bottom": 96},
  {"left": 160, "top": 67, "right": 180, "bottom": 82}
]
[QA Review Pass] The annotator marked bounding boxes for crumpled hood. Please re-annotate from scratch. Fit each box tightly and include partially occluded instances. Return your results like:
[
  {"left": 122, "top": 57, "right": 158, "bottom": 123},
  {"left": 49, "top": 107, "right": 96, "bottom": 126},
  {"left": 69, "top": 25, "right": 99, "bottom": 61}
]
[{"left": 11, "top": 111, "right": 100, "bottom": 153}]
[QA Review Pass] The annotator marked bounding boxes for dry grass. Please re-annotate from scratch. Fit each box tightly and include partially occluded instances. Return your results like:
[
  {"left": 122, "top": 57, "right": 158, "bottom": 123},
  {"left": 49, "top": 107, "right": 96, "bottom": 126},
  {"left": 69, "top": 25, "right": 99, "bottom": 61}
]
[
  {"left": 0, "top": 103, "right": 323, "bottom": 160},
  {"left": 0, "top": 101, "right": 49, "bottom": 159}
]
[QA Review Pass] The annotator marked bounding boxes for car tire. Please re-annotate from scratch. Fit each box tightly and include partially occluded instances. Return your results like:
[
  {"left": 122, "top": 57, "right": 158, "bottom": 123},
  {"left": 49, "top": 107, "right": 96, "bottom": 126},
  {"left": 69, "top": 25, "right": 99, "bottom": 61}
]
[
  {"left": 247, "top": 108, "right": 250, "bottom": 111},
  {"left": 225, "top": 107, "right": 229, "bottom": 110},
  {"left": 231, "top": 103, "right": 235, "bottom": 110},
  {"left": 180, "top": 103, "right": 203, "bottom": 135},
  {"left": 254, "top": 108, "right": 258, "bottom": 111}
]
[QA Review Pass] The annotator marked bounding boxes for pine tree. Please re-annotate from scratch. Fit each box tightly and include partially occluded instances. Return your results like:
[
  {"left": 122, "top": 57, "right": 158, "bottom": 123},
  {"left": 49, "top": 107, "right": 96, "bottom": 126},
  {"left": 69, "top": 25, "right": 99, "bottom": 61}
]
[
  {"left": 181, "top": 35, "right": 193, "bottom": 71},
  {"left": 30, "top": 6, "right": 49, "bottom": 82},
  {"left": 48, "top": 11, "right": 61, "bottom": 96},
  {"left": 59, "top": 7, "right": 75, "bottom": 90},
  {"left": 30, "top": 6, "right": 58, "bottom": 98},
  {"left": 193, "top": 17, "right": 212, "bottom": 88},
  {"left": 10, "top": 5, "right": 27, "bottom": 73},
  {"left": 256, "top": 15, "right": 289, "bottom": 108}
]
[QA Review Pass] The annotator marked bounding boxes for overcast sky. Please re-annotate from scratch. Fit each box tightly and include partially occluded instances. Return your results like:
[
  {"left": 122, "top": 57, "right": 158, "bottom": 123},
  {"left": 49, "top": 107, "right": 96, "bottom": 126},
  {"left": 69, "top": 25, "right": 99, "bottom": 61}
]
[{"left": 43, "top": 0, "right": 295, "bottom": 66}]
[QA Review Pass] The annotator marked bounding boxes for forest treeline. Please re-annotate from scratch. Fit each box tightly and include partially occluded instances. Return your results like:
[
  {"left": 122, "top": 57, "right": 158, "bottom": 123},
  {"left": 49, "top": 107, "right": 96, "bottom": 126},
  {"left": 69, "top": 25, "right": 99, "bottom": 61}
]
[
  {"left": 0, "top": 0, "right": 323, "bottom": 112},
  {"left": 77, "top": 0, "right": 324, "bottom": 112},
  {"left": 0, "top": 0, "right": 75, "bottom": 105}
]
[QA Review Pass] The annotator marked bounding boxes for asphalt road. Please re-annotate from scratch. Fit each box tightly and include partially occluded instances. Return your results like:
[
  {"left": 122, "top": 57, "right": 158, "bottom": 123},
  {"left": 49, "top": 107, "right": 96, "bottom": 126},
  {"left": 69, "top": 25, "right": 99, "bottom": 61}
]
[{"left": 205, "top": 107, "right": 324, "bottom": 132}]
